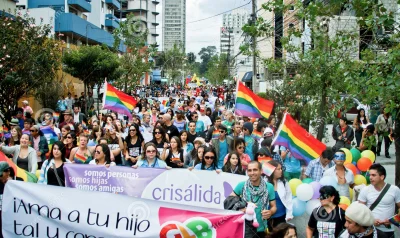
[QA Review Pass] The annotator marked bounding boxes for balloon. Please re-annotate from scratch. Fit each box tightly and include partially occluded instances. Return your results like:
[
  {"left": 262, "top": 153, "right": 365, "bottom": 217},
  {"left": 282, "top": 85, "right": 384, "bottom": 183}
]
[
  {"left": 354, "top": 174, "right": 367, "bottom": 185},
  {"left": 340, "top": 148, "right": 352, "bottom": 164},
  {"left": 357, "top": 157, "right": 373, "bottom": 172},
  {"left": 339, "top": 204, "right": 348, "bottom": 210},
  {"left": 320, "top": 176, "right": 338, "bottom": 189},
  {"left": 306, "top": 199, "right": 321, "bottom": 215},
  {"left": 296, "top": 184, "right": 314, "bottom": 201},
  {"left": 292, "top": 198, "right": 307, "bottom": 217},
  {"left": 349, "top": 187, "right": 354, "bottom": 201},
  {"left": 35, "top": 170, "right": 40, "bottom": 179},
  {"left": 340, "top": 196, "right": 351, "bottom": 206},
  {"left": 344, "top": 163, "right": 357, "bottom": 175},
  {"left": 302, "top": 178, "right": 313, "bottom": 184},
  {"left": 365, "top": 171, "right": 370, "bottom": 184},
  {"left": 350, "top": 148, "right": 361, "bottom": 162},
  {"left": 361, "top": 150, "right": 375, "bottom": 163},
  {"left": 310, "top": 182, "right": 321, "bottom": 199},
  {"left": 289, "top": 179, "right": 303, "bottom": 196}
]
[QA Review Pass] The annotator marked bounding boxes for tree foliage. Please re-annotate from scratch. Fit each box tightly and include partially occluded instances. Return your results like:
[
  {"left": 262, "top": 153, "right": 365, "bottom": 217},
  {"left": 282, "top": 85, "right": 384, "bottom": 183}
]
[
  {"left": 0, "top": 11, "right": 61, "bottom": 124},
  {"left": 163, "top": 44, "right": 186, "bottom": 83},
  {"left": 198, "top": 46, "right": 217, "bottom": 75},
  {"left": 113, "top": 14, "right": 157, "bottom": 92},
  {"left": 205, "top": 54, "right": 229, "bottom": 85}
]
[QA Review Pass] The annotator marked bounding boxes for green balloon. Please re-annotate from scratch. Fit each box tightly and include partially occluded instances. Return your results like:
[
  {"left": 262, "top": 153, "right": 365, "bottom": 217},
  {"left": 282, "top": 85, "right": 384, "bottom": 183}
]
[
  {"left": 302, "top": 178, "right": 313, "bottom": 184},
  {"left": 350, "top": 148, "right": 361, "bottom": 162}
]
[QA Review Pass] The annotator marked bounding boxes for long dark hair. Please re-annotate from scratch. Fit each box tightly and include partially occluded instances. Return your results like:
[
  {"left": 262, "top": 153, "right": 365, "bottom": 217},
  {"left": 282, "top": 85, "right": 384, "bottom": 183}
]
[
  {"left": 222, "top": 152, "right": 243, "bottom": 174},
  {"left": 266, "top": 223, "right": 297, "bottom": 238},
  {"left": 201, "top": 147, "right": 218, "bottom": 170},
  {"left": 169, "top": 136, "right": 182, "bottom": 152},
  {"left": 95, "top": 144, "right": 111, "bottom": 165},
  {"left": 320, "top": 185, "right": 340, "bottom": 205},
  {"left": 49, "top": 141, "right": 66, "bottom": 162},
  {"left": 267, "top": 160, "right": 285, "bottom": 184},
  {"left": 66, "top": 131, "right": 77, "bottom": 147},
  {"left": 232, "top": 138, "right": 245, "bottom": 152},
  {"left": 193, "top": 145, "right": 206, "bottom": 167},
  {"left": 140, "top": 142, "right": 160, "bottom": 159},
  {"left": 126, "top": 123, "right": 144, "bottom": 143},
  {"left": 151, "top": 126, "right": 167, "bottom": 143},
  {"left": 356, "top": 108, "right": 366, "bottom": 124}
]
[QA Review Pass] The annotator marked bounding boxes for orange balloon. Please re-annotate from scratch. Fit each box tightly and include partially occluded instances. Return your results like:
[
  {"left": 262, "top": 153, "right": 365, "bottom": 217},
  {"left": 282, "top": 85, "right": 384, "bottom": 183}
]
[
  {"left": 345, "top": 163, "right": 357, "bottom": 175},
  {"left": 357, "top": 157, "right": 373, "bottom": 172},
  {"left": 339, "top": 204, "right": 348, "bottom": 210}
]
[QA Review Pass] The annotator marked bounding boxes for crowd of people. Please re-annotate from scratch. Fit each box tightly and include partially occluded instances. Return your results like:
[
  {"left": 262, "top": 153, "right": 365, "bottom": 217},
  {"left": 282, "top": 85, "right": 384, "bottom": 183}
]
[{"left": 0, "top": 83, "right": 399, "bottom": 238}]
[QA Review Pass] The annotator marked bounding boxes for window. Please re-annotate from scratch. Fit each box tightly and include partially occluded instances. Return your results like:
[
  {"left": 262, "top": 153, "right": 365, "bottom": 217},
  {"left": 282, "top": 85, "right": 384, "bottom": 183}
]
[{"left": 101, "top": 1, "right": 105, "bottom": 13}]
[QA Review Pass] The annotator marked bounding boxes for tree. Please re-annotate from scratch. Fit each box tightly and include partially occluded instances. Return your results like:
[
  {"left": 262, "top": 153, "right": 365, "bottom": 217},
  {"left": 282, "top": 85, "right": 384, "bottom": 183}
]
[
  {"left": 163, "top": 44, "right": 186, "bottom": 83},
  {"left": 198, "top": 46, "right": 217, "bottom": 75},
  {"left": 113, "top": 14, "right": 157, "bottom": 91},
  {"left": 34, "top": 75, "right": 66, "bottom": 110},
  {"left": 205, "top": 54, "right": 229, "bottom": 85},
  {"left": 62, "top": 45, "right": 120, "bottom": 111},
  {"left": 0, "top": 11, "right": 61, "bottom": 124}
]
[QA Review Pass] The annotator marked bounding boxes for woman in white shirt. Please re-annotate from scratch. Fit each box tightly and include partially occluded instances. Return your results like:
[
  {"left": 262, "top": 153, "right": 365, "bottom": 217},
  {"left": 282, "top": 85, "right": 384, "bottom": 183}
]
[{"left": 90, "top": 144, "right": 116, "bottom": 166}]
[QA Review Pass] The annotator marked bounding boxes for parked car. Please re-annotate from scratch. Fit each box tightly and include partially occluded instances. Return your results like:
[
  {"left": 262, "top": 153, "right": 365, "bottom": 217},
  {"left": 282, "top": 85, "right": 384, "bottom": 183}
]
[{"left": 331, "top": 95, "right": 364, "bottom": 122}]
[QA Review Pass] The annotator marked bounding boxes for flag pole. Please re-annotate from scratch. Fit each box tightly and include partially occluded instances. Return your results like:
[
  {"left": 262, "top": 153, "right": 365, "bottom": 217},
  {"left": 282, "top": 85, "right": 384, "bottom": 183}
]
[{"left": 271, "top": 112, "right": 287, "bottom": 146}]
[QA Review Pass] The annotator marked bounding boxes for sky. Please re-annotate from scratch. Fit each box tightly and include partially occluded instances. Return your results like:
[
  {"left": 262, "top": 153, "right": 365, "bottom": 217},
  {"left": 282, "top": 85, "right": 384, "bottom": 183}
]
[{"left": 157, "top": 0, "right": 252, "bottom": 57}]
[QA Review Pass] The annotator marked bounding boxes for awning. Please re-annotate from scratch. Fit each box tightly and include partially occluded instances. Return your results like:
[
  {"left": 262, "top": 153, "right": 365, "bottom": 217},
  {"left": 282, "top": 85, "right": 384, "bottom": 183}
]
[
  {"left": 152, "top": 70, "right": 161, "bottom": 81},
  {"left": 242, "top": 71, "right": 253, "bottom": 82}
]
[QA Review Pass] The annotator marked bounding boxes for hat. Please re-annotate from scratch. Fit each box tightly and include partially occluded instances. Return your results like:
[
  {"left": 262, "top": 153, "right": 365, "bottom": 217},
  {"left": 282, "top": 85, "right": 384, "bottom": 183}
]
[
  {"left": 263, "top": 127, "right": 274, "bottom": 137},
  {"left": 243, "top": 122, "right": 253, "bottom": 134},
  {"left": 10, "top": 118, "right": 19, "bottom": 126},
  {"left": 257, "top": 147, "right": 270, "bottom": 156},
  {"left": 63, "top": 109, "right": 73, "bottom": 115},
  {"left": 345, "top": 202, "right": 375, "bottom": 226},
  {"left": 0, "top": 162, "right": 11, "bottom": 176},
  {"left": 22, "top": 100, "right": 29, "bottom": 105},
  {"left": 193, "top": 137, "right": 205, "bottom": 145}
]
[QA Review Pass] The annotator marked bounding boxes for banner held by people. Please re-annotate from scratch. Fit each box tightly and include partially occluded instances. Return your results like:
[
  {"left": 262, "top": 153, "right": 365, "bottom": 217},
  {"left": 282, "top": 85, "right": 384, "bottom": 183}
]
[
  {"left": 63, "top": 164, "right": 247, "bottom": 210},
  {"left": 2, "top": 180, "right": 244, "bottom": 238}
]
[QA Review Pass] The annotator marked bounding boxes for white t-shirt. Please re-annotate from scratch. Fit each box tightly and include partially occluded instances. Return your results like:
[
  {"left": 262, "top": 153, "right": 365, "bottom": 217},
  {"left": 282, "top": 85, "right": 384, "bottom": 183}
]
[
  {"left": 198, "top": 115, "right": 212, "bottom": 131},
  {"left": 323, "top": 166, "right": 354, "bottom": 199},
  {"left": 89, "top": 160, "right": 116, "bottom": 166},
  {"left": 358, "top": 183, "right": 400, "bottom": 232},
  {"left": 73, "top": 113, "right": 80, "bottom": 123}
]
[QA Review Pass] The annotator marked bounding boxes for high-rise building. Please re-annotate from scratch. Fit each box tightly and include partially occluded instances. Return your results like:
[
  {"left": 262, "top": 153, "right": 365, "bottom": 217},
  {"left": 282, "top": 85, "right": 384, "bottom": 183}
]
[
  {"left": 222, "top": 8, "right": 250, "bottom": 29},
  {"left": 163, "top": 0, "right": 186, "bottom": 52},
  {"left": 117, "top": 0, "right": 160, "bottom": 45}
]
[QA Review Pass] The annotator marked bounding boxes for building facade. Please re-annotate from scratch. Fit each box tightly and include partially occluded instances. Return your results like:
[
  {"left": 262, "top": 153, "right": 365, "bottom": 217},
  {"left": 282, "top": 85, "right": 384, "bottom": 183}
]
[{"left": 163, "top": 0, "right": 186, "bottom": 51}]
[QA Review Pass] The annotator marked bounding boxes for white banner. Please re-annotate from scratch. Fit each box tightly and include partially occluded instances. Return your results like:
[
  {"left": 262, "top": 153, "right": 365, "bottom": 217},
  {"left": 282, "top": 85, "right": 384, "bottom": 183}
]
[{"left": 2, "top": 181, "right": 244, "bottom": 238}]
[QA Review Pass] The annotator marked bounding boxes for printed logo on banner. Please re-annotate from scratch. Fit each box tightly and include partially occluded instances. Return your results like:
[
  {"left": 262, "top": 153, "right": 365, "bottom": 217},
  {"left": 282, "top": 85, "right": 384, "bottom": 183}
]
[{"left": 158, "top": 207, "right": 242, "bottom": 238}]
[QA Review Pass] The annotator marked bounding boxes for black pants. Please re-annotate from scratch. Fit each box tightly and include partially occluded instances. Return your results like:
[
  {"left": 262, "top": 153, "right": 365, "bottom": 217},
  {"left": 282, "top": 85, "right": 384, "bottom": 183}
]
[
  {"left": 377, "top": 132, "right": 391, "bottom": 156},
  {"left": 244, "top": 220, "right": 265, "bottom": 238},
  {"left": 267, "top": 215, "right": 286, "bottom": 232}
]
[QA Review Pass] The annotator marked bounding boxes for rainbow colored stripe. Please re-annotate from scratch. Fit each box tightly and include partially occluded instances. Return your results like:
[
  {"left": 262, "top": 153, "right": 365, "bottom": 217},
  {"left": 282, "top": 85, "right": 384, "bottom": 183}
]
[
  {"left": 103, "top": 82, "right": 137, "bottom": 119},
  {"left": 235, "top": 81, "right": 274, "bottom": 119},
  {"left": 40, "top": 126, "right": 59, "bottom": 159},
  {"left": 389, "top": 214, "right": 400, "bottom": 227},
  {"left": 74, "top": 153, "right": 87, "bottom": 164},
  {"left": 261, "top": 162, "right": 276, "bottom": 177},
  {"left": 251, "top": 130, "right": 263, "bottom": 142},
  {"left": 272, "top": 113, "right": 326, "bottom": 164},
  {"left": 52, "top": 112, "right": 60, "bottom": 122},
  {"left": 0, "top": 152, "right": 38, "bottom": 182}
]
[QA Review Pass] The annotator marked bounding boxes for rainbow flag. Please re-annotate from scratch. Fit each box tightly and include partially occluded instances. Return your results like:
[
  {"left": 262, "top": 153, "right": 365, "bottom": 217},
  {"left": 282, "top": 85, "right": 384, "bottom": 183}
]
[
  {"left": 103, "top": 81, "right": 137, "bottom": 119},
  {"left": 53, "top": 112, "right": 60, "bottom": 122},
  {"left": 0, "top": 152, "right": 38, "bottom": 182},
  {"left": 235, "top": 81, "right": 274, "bottom": 119},
  {"left": 74, "top": 153, "right": 88, "bottom": 164},
  {"left": 262, "top": 162, "right": 276, "bottom": 177},
  {"left": 272, "top": 113, "right": 326, "bottom": 164},
  {"left": 162, "top": 100, "right": 168, "bottom": 107},
  {"left": 40, "top": 126, "right": 59, "bottom": 159},
  {"left": 2, "top": 125, "right": 8, "bottom": 133},
  {"left": 389, "top": 214, "right": 400, "bottom": 227},
  {"left": 251, "top": 130, "right": 263, "bottom": 142}
]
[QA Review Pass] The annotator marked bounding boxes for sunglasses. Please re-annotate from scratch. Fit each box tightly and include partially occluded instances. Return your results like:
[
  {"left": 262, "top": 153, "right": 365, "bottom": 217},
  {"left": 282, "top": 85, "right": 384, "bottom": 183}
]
[
  {"left": 319, "top": 194, "right": 331, "bottom": 200},
  {"left": 258, "top": 154, "right": 267, "bottom": 157},
  {"left": 66, "top": 136, "right": 72, "bottom": 139},
  {"left": 130, "top": 129, "right": 136, "bottom": 132},
  {"left": 95, "top": 150, "right": 102, "bottom": 154},
  {"left": 30, "top": 130, "right": 36, "bottom": 132},
  {"left": 219, "top": 130, "right": 225, "bottom": 133},
  {"left": 204, "top": 156, "right": 215, "bottom": 160},
  {"left": 237, "top": 146, "right": 244, "bottom": 149},
  {"left": 154, "top": 131, "right": 162, "bottom": 134},
  {"left": 146, "top": 150, "right": 156, "bottom": 153}
]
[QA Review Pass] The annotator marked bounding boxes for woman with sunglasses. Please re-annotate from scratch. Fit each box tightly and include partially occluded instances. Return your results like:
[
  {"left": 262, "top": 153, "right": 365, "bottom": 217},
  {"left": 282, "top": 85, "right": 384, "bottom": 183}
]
[
  {"left": 124, "top": 124, "right": 145, "bottom": 166},
  {"left": 38, "top": 141, "right": 70, "bottom": 186},
  {"left": 132, "top": 142, "right": 170, "bottom": 169},
  {"left": 266, "top": 160, "right": 293, "bottom": 232},
  {"left": 161, "top": 136, "right": 185, "bottom": 168},
  {"left": 222, "top": 152, "right": 245, "bottom": 175},
  {"left": 104, "top": 123, "right": 124, "bottom": 165},
  {"left": 150, "top": 126, "right": 168, "bottom": 154},
  {"left": 64, "top": 131, "right": 77, "bottom": 160},
  {"left": 90, "top": 144, "right": 115, "bottom": 166},
  {"left": 306, "top": 185, "right": 346, "bottom": 238},
  {"left": 193, "top": 147, "right": 220, "bottom": 173},
  {"left": 60, "top": 124, "right": 71, "bottom": 142},
  {"left": 224, "top": 138, "right": 251, "bottom": 170}
]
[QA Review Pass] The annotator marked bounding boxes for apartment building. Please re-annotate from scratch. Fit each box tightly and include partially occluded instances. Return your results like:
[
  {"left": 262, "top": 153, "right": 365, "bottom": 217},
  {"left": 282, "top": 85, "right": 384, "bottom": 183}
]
[{"left": 163, "top": 0, "right": 186, "bottom": 51}]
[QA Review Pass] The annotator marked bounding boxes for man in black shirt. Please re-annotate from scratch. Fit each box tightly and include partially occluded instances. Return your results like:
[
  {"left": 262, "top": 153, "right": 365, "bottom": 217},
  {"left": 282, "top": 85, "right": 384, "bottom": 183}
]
[{"left": 163, "top": 114, "right": 179, "bottom": 139}]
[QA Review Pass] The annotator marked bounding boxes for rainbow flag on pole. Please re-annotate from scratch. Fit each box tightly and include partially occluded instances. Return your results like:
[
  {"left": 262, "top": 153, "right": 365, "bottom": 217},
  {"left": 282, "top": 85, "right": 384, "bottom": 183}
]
[
  {"left": 0, "top": 152, "right": 38, "bottom": 182},
  {"left": 272, "top": 113, "right": 326, "bottom": 164},
  {"left": 103, "top": 81, "right": 137, "bottom": 119},
  {"left": 235, "top": 81, "right": 274, "bottom": 119}
]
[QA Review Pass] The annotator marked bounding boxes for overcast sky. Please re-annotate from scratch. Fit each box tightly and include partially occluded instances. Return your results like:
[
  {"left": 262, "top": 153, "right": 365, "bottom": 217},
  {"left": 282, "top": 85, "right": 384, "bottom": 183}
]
[{"left": 157, "top": 0, "right": 251, "bottom": 56}]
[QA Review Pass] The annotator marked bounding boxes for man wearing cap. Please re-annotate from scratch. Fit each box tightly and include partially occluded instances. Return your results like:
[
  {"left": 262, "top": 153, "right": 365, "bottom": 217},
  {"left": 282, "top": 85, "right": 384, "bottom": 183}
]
[
  {"left": 323, "top": 149, "right": 355, "bottom": 199},
  {"left": 243, "top": 122, "right": 258, "bottom": 161},
  {"left": 9, "top": 118, "right": 19, "bottom": 129},
  {"left": 59, "top": 109, "right": 74, "bottom": 130},
  {"left": 339, "top": 202, "right": 388, "bottom": 238},
  {"left": 305, "top": 147, "right": 336, "bottom": 182},
  {"left": 332, "top": 116, "right": 354, "bottom": 152}
]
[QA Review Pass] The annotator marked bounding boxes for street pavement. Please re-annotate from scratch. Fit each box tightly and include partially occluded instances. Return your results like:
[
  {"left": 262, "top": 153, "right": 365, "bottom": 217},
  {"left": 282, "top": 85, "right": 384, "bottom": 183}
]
[{"left": 292, "top": 124, "right": 398, "bottom": 237}]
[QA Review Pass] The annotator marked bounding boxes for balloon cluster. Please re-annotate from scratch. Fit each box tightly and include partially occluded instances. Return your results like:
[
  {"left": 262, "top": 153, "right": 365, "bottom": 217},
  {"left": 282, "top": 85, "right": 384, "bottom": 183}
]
[{"left": 289, "top": 148, "right": 374, "bottom": 216}]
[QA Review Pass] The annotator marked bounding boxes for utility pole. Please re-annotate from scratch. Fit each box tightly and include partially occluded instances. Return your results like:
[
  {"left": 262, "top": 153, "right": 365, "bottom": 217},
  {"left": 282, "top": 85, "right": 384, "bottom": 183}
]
[{"left": 251, "top": 0, "right": 257, "bottom": 92}]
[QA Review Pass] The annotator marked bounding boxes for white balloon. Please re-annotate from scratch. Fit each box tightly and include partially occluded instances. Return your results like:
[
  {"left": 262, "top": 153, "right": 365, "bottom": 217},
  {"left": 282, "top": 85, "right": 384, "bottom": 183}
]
[
  {"left": 296, "top": 183, "right": 314, "bottom": 201},
  {"left": 306, "top": 199, "right": 321, "bottom": 215},
  {"left": 319, "top": 176, "right": 338, "bottom": 189}
]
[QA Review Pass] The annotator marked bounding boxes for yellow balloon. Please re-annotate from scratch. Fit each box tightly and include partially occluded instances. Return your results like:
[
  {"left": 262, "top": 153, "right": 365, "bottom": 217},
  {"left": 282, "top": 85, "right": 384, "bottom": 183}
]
[
  {"left": 361, "top": 150, "right": 375, "bottom": 163},
  {"left": 354, "top": 174, "right": 367, "bottom": 185},
  {"left": 349, "top": 188, "right": 353, "bottom": 201},
  {"left": 340, "top": 148, "right": 352, "bottom": 164},
  {"left": 340, "top": 196, "right": 351, "bottom": 206},
  {"left": 289, "top": 179, "right": 302, "bottom": 196}
]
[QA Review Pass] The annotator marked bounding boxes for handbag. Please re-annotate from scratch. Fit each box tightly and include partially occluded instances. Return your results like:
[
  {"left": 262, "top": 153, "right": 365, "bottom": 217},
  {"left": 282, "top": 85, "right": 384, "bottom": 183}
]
[{"left": 369, "top": 183, "right": 391, "bottom": 211}]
